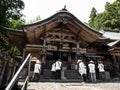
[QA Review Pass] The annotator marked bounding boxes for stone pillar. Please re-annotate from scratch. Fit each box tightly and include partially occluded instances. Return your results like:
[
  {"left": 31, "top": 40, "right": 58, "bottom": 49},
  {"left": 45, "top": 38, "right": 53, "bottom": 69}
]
[
  {"left": 61, "top": 67, "right": 67, "bottom": 80},
  {"left": 105, "top": 71, "right": 111, "bottom": 81}
]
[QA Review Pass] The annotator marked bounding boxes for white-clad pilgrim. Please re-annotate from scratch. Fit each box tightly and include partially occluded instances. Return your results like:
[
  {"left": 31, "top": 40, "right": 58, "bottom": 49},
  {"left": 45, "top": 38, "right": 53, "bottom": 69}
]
[{"left": 77, "top": 59, "right": 87, "bottom": 82}]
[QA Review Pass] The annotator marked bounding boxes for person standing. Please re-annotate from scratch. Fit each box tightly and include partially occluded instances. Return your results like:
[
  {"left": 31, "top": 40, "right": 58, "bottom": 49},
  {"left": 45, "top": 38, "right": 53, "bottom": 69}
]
[
  {"left": 88, "top": 60, "right": 96, "bottom": 83},
  {"left": 77, "top": 59, "right": 87, "bottom": 82},
  {"left": 98, "top": 60, "right": 105, "bottom": 81},
  {"left": 55, "top": 59, "right": 62, "bottom": 79},
  {"left": 33, "top": 59, "right": 41, "bottom": 82},
  {"left": 51, "top": 62, "right": 56, "bottom": 79}
]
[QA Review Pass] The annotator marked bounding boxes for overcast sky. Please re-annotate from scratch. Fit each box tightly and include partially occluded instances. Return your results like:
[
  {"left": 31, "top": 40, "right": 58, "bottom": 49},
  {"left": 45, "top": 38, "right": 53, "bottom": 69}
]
[{"left": 22, "top": 0, "right": 115, "bottom": 22}]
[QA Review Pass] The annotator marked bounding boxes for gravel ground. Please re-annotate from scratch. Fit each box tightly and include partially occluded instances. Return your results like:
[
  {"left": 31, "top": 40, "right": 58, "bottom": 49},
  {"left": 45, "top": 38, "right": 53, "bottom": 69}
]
[{"left": 27, "top": 82, "right": 120, "bottom": 90}]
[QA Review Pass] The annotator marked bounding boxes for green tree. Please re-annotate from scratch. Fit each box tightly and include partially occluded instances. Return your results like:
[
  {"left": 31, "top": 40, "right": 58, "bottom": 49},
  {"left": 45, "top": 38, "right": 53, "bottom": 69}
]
[
  {"left": 0, "top": 0, "right": 25, "bottom": 27},
  {"left": 9, "top": 18, "right": 25, "bottom": 29},
  {"left": 0, "top": 0, "right": 24, "bottom": 56},
  {"left": 88, "top": 7, "right": 97, "bottom": 29},
  {"left": 35, "top": 15, "right": 41, "bottom": 21},
  {"left": 88, "top": 0, "right": 120, "bottom": 31},
  {"left": 89, "top": 7, "right": 97, "bottom": 20}
]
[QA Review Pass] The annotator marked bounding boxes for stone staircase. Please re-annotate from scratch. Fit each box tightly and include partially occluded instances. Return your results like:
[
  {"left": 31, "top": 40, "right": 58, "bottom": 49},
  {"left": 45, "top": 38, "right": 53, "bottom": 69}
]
[
  {"left": 65, "top": 70, "right": 80, "bottom": 79},
  {"left": 29, "top": 69, "right": 82, "bottom": 82},
  {"left": 43, "top": 69, "right": 80, "bottom": 79},
  {"left": 40, "top": 69, "right": 82, "bottom": 82}
]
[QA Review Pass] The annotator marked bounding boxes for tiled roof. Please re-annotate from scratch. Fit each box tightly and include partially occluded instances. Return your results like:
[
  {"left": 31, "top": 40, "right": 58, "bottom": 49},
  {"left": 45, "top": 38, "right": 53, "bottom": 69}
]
[{"left": 99, "top": 30, "right": 120, "bottom": 40}]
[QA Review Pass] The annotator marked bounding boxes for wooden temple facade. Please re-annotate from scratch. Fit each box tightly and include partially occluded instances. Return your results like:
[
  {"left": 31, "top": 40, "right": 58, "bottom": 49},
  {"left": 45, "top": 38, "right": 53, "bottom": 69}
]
[{"left": 1, "top": 9, "right": 120, "bottom": 82}]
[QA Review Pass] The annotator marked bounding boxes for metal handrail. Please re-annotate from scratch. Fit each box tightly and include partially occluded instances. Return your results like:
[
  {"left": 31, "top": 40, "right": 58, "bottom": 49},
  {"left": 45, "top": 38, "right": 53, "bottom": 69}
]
[
  {"left": 5, "top": 53, "right": 31, "bottom": 90},
  {"left": 21, "top": 76, "right": 29, "bottom": 90}
]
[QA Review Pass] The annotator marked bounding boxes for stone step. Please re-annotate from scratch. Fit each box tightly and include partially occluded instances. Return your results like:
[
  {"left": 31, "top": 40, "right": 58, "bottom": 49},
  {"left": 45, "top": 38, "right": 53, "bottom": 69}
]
[
  {"left": 43, "top": 69, "right": 80, "bottom": 79},
  {"left": 29, "top": 69, "right": 81, "bottom": 80},
  {"left": 39, "top": 79, "right": 82, "bottom": 82}
]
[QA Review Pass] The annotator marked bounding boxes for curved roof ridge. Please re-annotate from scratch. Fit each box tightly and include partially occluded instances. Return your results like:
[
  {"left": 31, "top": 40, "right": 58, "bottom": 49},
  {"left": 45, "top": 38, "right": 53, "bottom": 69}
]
[
  {"left": 24, "top": 8, "right": 70, "bottom": 26},
  {"left": 23, "top": 10, "right": 101, "bottom": 35},
  {"left": 0, "top": 26, "right": 23, "bottom": 33},
  {"left": 23, "top": 10, "right": 70, "bottom": 26}
]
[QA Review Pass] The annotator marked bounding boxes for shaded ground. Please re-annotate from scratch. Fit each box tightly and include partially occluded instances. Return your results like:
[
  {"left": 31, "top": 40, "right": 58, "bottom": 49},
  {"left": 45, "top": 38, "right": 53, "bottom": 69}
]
[{"left": 27, "top": 82, "right": 120, "bottom": 90}]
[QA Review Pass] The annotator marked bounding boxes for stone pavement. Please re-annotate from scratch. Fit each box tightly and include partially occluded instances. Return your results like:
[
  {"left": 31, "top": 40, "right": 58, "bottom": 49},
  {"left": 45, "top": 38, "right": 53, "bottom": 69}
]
[{"left": 27, "top": 82, "right": 120, "bottom": 90}]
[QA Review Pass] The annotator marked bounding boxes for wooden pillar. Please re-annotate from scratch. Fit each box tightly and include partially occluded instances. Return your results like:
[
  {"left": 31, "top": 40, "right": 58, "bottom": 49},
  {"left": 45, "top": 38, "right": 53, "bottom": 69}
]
[
  {"left": 6, "top": 58, "right": 15, "bottom": 84},
  {"left": 22, "top": 48, "right": 26, "bottom": 61},
  {"left": 0, "top": 61, "right": 7, "bottom": 87},
  {"left": 76, "top": 42, "right": 80, "bottom": 60},
  {"left": 41, "top": 54, "right": 46, "bottom": 64},
  {"left": 41, "top": 25, "right": 47, "bottom": 64},
  {"left": 68, "top": 49, "right": 72, "bottom": 69},
  {"left": 41, "top": 31, "right": 47, "bottom": 63},
  {"left": 12, "top": 65, "right": 16, "bottom": 78},
  {"left": 6, "top": 64, "right": 12, "bottom": 84},
  {"left": 68, "top": 50, "right": 72, "bottom": 64},
  {"left": 112, "top": 55, "right": 120, "bottom": 75}
]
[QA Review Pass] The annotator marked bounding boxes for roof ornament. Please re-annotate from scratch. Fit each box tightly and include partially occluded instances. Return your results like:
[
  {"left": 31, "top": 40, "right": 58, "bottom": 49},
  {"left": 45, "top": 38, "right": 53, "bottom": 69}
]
[
  {"left": 62, "top": 5, "right": 67, "bottom": 11},
  {"left": 57, "top": 5, "right": 68, "bottom": 12}
]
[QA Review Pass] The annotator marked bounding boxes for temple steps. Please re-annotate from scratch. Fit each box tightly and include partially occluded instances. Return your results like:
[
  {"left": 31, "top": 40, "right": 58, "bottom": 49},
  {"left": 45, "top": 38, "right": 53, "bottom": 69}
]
[
  {"left": 28, "top": 69, "right": 81, "bottom": 82},
  {"left": 42, "top": 69, "right": 80, "bottom": 80}
]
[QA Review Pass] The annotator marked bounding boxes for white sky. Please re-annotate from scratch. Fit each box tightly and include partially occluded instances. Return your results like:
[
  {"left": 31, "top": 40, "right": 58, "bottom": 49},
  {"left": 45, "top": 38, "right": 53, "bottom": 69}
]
[{"left": 22, "top": 0, "right": 115, "bottom": 22}]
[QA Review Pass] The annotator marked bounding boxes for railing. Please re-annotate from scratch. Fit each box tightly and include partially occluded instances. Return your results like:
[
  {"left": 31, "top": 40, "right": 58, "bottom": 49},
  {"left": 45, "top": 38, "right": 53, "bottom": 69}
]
[{"left": 5, "top": 53, "right": 32, "bottom": 90}]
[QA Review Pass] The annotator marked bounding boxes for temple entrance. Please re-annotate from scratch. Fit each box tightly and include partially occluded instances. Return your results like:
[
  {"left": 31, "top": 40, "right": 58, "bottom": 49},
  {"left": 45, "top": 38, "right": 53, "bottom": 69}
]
[{"left": 45, "top": 50, "right": 76, "bottom": 69}]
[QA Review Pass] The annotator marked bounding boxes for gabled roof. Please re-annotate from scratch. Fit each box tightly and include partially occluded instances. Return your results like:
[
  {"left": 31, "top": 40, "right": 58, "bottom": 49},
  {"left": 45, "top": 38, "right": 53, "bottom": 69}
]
[
  {"left": 1, "top": 9, "right": 103, "bottom": 51},
  {"left": 23, "top": 10, "right": 101, "bottom": 35},
  {"left": 0, "top": 26, "right": 26, "bottom": 52},
  {"left": 23, "top": 9, "right": 102, "bottom": 48}
]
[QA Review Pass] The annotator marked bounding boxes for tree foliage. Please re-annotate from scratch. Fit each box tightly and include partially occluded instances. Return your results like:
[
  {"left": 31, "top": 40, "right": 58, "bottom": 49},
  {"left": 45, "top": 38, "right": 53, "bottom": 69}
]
[
  {"left": 27, "top": 15, "right": 41, "bottom": 24},
  {"left": 0, "top": 0, "right": 24, "bottom": 56},
  {"left": 88, "top": 0, "right": 120, "bottom": 31},
  {"left": 9, "top": 18, "right": 25, "bottom": 29},
  {"left": 88, "top": 7, "right": 97, "bottom": 29},
  {"left": 0, "top": 0, "right": 25, "bottom": 28}
]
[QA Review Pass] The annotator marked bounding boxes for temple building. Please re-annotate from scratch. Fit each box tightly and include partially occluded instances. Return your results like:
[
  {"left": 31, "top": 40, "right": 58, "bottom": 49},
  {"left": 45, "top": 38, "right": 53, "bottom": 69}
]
[
  {"left": 0, "top": 32, "right": 21, "bottom": 89},
  {"left": 1, "top": 9, "right": 120, "bottom": 81}
]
